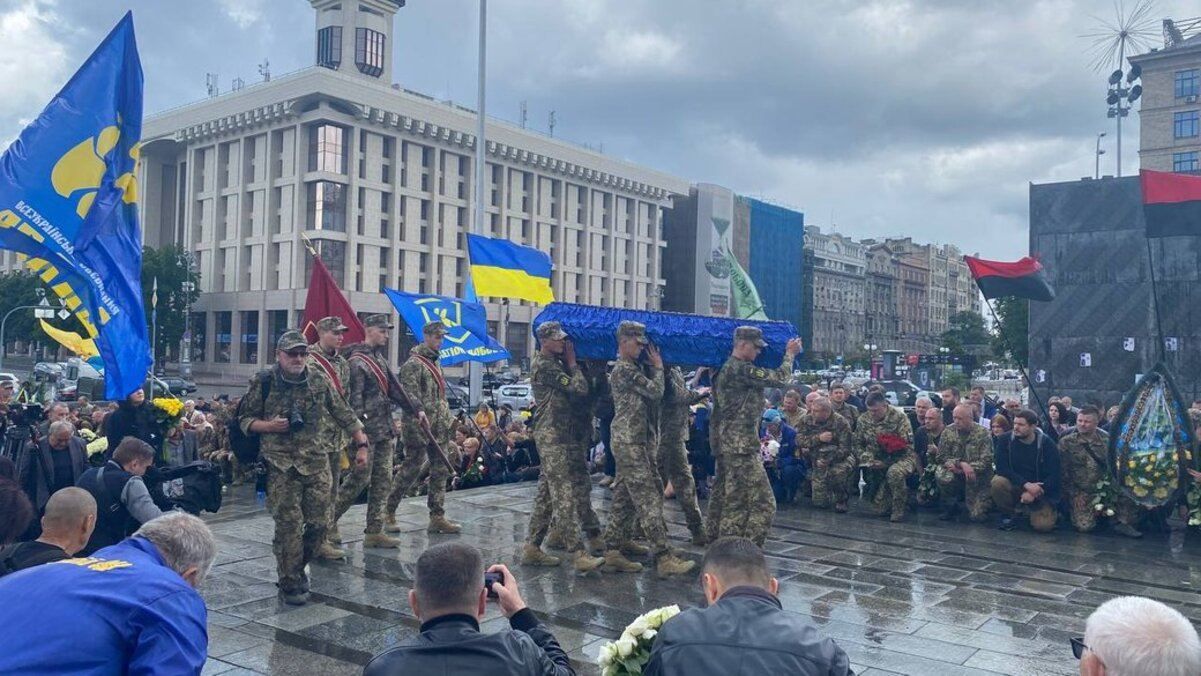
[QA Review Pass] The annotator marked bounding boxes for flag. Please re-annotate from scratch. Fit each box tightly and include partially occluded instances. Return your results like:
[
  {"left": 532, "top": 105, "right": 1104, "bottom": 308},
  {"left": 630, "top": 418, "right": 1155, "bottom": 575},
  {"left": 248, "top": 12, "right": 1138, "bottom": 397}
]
[
  {"left": 0, "top": 13, "right": 149, "bottom": 399},
  {"left": 1140, "top": 169, "right": 1201, "bottom": 238},
  {"left": 384, "top": 288, "right": 509, "bottom": 366},
  {"left": 725, "top": 250, "right": 769, "bottom": 320},
  {"left": 964, "top": 255, "right": 1056, "bottom": 302},
  {"left": 301, "top": 254, "right": 365, "bottom": 344},
  {"left": 39, "top": 319, "right": 98, "bottom": 358},
  {"left": 466, "top": 233, "right": 554, "bottom": 304}
]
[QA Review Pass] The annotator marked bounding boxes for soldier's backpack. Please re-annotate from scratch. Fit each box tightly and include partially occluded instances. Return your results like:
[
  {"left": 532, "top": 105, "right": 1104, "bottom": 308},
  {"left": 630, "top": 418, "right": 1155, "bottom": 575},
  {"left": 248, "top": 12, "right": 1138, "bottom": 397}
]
[
  {"left": 228, "top": 372, "right": 272, "bottom": 464},
  {"left": 157, "top": 461, "right": 224, "bottom": 514}
]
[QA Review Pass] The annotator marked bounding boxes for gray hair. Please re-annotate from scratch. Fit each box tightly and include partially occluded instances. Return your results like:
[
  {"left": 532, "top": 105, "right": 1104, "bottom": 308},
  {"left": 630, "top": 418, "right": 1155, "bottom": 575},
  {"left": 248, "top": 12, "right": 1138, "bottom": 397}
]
[
  {"left": 48, "top": 420, "right": 75, "bottom": 437},
  {"left": 1084, "top": 596, "right": 1201, "bottom": 676},
  {"left": 808, "top": 397, "right": 833, "bottom": 413},
  {"left": 134, "top": 512, "right": 218, "bottom": 587},
  {"left": 915, "top": 397, "right": 933, "bottom": 407}
]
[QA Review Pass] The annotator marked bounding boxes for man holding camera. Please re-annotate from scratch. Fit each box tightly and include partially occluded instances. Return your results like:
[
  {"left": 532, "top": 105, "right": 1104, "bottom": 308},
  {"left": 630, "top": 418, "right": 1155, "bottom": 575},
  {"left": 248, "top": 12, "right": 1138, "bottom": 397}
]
[{"left": 240, "top": 330, "right": 369, "bottom": 605}]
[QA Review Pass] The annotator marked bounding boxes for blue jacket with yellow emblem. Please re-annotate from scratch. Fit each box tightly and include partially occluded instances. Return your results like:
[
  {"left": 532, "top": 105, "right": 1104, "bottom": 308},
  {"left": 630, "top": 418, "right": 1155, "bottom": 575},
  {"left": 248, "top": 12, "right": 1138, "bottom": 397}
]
[{"left": 0, "top": 536, "right": 208, "bottom": 675}]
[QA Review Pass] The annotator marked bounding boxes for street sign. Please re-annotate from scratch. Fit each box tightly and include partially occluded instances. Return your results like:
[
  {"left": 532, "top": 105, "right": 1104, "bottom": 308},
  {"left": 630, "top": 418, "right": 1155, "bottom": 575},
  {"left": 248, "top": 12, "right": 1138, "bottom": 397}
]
[
  {"left": 57, "top": 309, "right": 70, "bottom": 320},
  {"left": 34, "top": 308, "right": 53, "bottom": 319}
]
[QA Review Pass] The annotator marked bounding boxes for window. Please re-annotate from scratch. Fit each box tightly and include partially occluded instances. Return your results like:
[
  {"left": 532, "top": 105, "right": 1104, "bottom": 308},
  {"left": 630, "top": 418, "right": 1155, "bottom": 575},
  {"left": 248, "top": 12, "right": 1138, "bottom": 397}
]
[
  {"left": 1174, "top": 151, "right": 1199, "bottom": 173},
  {"left": 355, "top": 27, "right": 385, "bottom": 77},
  {"left": 1177, "top": 69, "right": 1200, "bottom": 99},
  {"left": 309, "top": 124, "right": 347, "bottom": 173},
  {"left": 317, "top": 26, "right": 342, "bottom": 69},
  {"left": 267, "top": 310, "right": 289, "bottom": 350},
  {"left": 189, "top": 312, "right": 206, "bottom": 363},
  {"left": 304, "top": 239, "right": 347, "bottom": 285},
  {"left": 240, "top": 311, "right": 259, "bottom": 364},
  {"left": 215, "top": 312, "right": 232, "bottom": 364},
  {"left": 307, "top": 181, "right": 346, "bottom": 231},
  {"left": 1175, "top": 111, "right": 1199, "bottom": 139}
]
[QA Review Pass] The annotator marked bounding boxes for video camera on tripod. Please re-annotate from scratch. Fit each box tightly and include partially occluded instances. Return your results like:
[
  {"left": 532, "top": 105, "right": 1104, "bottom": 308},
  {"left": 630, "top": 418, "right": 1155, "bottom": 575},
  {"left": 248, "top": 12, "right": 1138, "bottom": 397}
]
[{"left": 0, "top": 402, "right": 43, "bottom": 462}]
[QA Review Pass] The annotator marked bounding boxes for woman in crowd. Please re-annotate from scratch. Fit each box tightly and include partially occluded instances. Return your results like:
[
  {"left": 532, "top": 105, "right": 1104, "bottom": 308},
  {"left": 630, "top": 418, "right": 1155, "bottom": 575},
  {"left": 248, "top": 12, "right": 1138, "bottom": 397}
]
[
  {"left": 1044, "top": 402, "right": 1070, "bottom": 441},
  {"left": 473, "top": 402, "right": 496, "bottom": 431}
]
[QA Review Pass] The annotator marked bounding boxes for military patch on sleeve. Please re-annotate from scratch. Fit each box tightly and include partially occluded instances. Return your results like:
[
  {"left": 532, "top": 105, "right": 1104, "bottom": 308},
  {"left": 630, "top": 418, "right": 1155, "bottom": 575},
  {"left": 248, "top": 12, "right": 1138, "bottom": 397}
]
[
  {"left": 752, "top": 367, "right": 767, "bottom": 378},
  {"left": 558, "top": 374, "right": 571, "bottom": 386}
]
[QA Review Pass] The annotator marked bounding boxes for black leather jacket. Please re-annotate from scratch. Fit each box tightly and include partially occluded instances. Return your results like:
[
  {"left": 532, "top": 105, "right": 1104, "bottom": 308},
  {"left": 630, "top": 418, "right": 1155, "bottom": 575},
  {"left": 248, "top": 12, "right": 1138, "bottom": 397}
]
[
  {"left": 363, "top": 610, "right": 574, "bottom": 676},
  {"left": 645, "top": 587, "right": 853, "bottom": 676}
]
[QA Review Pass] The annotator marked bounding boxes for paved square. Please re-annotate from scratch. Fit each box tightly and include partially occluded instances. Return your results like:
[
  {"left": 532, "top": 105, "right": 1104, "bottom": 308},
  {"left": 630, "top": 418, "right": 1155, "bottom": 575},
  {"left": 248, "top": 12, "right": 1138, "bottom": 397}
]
[{"left": 201, "top": 482, "right": 1201, "bottom": 675}]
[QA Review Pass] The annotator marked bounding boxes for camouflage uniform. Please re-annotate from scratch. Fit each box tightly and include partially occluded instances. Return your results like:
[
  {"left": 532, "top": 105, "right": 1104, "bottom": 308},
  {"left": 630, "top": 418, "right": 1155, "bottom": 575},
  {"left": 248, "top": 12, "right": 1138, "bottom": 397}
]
[
  {"left": 855, "top": 406, "right": 916, "bottom": 520},
  {"left": 567, "top": 365, "right": 605, "bottom": 538},
  {"left": 780, "top": 406, "right": 807, "bottom": 430},
  {"left": 390, "top": 328, "right": 456, "bottom": 520},
  {"left": 831, "top": 400, "right": 860, "bottom": 429},
  {"left": 306, "top": 317, "right": 353, "bottom": 540},
  {"left": 524, "top": 330, "right": 592, "bottom": 553},
  {"left": 708, "top": 327, "right": 792, "bottom": 546},
  {"left": 1059, "top": 428, "right": 1138, "bottom": 532},
  {"left": 931, "top": 424, "right": 994, "bottom": 521},
  {"left": 337, "top": 336, "right": 398, "bottom": 535},
  {"left": 238, "top": 331, "right": 363, "bottom": 595},
  {"left": 795, "top": 411, "right": 854, "bottom": 508},
  {"left": 602, "top": 323, "right": 670, "bottom": 555},
  {"left": 658, "top": 366, "right": 706, "bottom": 539}
]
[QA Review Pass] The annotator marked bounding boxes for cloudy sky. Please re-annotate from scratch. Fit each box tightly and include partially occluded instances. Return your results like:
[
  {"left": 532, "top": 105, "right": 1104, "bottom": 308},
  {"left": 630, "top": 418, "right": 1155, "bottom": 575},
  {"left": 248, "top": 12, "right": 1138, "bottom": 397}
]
[{"left": 0, "top": 0, "right": 1190, "bottom": 258}]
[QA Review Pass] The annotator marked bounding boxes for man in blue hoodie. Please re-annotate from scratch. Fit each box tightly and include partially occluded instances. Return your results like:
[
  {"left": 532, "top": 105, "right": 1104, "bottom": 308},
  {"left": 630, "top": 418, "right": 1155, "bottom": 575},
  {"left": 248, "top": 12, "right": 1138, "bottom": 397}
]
[
  {"left": 0, "top": 511, "right": 215, "bottom": 675},
  {"left": 645, "top": 537, "right": 852, "bottom": 676}
]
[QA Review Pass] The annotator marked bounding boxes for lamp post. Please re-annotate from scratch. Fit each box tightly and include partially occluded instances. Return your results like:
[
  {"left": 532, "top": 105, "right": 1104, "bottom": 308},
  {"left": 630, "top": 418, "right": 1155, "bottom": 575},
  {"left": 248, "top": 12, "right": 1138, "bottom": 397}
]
[
  {"left": 181, "top": 251, "right": 196, "bottom": 380},
  {"left": 1095, "top": 132, "right": 1107, "bottom": 179},
  {"left": 0, "top": 294, "right": 63, "bottom": 372}
]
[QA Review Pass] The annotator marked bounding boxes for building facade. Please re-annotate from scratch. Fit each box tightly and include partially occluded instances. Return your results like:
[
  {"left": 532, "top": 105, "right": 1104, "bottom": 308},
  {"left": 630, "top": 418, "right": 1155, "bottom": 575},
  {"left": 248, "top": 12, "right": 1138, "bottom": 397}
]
[
  {"left": 863, "top": 241, "right": 899, "bottom": 348},
  {"left": 660, "top": 184, "right": 753, "bottom": 318},
  {"left": 129, "top": 0, "right": 689, "bottom": 380},
  {"left": 745, "top": 197, "right": 804, "bottom": 332},
  {"left": 802, "top": 225, "right": 865, "bottom": 358},
  {"left": 1132, "top": 18, "right": 1201, "bottom": 174}
]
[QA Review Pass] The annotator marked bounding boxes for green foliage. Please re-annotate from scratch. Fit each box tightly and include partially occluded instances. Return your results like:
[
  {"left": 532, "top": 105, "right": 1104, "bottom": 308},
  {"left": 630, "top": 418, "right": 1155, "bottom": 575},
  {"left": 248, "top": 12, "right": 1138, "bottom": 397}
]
[
  {"left": 990, "top": 297, "right": 1028, "bottom": 364},
  {"left": 141, "top": 245, "right": 201, "bottom": 363},
  {"left": 940, "top": 310, "right": 991, "bottom": 354},
  {"left": 941, "top": 370, "right": 971, "bottom": 391},
  {"left": 0, "top": 271, "right": 91, "bottom": 356}
]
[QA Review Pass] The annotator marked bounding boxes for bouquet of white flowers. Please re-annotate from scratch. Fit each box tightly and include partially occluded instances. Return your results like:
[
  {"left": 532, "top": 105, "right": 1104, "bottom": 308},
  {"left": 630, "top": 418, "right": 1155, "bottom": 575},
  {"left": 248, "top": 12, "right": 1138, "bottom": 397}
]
[{"left": 597, "top": 604, "right": 681, "bottom": 675}]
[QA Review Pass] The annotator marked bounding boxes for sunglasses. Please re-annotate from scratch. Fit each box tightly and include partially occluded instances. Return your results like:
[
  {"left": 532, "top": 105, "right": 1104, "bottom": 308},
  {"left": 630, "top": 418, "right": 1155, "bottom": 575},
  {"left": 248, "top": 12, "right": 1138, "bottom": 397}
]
[{"left": 1070, "top": 636, "right": 1088, "bottom": 659}]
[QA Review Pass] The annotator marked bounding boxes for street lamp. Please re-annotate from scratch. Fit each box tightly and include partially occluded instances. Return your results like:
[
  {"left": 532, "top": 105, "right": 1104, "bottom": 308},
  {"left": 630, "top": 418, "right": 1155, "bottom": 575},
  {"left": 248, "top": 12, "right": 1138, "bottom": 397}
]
[
  {"left": 181, "top": 251, "right": 196, "bottom": 379},
  {"left": 0, "top": 293, "right": 64, "bottom": 372},
  {"left": 1095, "top": 132, "right": 1107, "bottom": 179}
]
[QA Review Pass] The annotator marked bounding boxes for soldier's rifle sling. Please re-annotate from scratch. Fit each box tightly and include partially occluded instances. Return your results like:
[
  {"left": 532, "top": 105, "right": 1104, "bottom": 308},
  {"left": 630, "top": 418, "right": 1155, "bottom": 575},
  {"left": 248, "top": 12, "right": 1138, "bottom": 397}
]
[{"left": 390, "top": 376, "right": 457, "bottom": 477}]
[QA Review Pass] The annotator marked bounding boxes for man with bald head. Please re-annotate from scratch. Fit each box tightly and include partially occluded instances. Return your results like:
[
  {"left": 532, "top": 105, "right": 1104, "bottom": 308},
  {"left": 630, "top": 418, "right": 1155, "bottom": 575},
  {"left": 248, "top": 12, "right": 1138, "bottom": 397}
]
[
  {"left": 930, "top": 404, "right": 994, "bottom": 521},
  {"left": 0, "top": 487, "right": 96, "bottom": 576}
]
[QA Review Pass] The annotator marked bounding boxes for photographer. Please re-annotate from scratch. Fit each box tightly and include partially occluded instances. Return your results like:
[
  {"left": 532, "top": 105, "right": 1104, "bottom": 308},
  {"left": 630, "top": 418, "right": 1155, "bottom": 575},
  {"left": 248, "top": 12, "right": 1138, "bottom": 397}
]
[{"left": 363, "top": 542, "right": 573, "bottom": 676}]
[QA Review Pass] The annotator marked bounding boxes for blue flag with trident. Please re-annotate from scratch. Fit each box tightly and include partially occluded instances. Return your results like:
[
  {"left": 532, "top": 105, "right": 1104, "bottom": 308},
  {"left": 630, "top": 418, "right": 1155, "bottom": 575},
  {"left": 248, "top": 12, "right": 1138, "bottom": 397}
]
[
  {"left": 384, "top": 288, "right": 509, "bottom": 366},
  {"left": 0, "top": 12, "right": 149, "bottom": 399}
]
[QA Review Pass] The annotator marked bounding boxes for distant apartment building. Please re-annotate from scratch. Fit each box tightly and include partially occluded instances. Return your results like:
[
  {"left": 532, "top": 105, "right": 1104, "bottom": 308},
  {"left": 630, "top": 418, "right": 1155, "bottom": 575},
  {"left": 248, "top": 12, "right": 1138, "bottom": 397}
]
[{"left": 1132, "top": 17, "right": 1201, "bottom": 173}]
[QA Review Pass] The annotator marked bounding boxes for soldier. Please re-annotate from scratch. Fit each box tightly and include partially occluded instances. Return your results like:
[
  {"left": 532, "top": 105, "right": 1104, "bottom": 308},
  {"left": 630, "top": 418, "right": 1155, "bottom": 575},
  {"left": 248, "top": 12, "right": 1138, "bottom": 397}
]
[
  {"left": 708, "top": 327, "right": 802, "bottom": 546},
  {"left": 520, "top": 322, "right": 605, "bottom": 572},
  {"left": 388, "top": 321, "right": 461, "bottom": 534},
  {"left": 304, "top": 316, "right": 353, "bottom": 560},
  {"left": 1060, "top": 406, "right": 1141, "bottom": 538},
  {"left": 795, "top": 397, "right": 854, "bottom": 512},
  {"left": 855, "top": 391, "right": 916, "bottom": 522},
  {"left": 239, "top": 331, "right": 368, "bottom": 605},
  {"left": 830, "top": 383, "right": 859, "bottom": 429},
  {"left": 659, "top": 365, "right": 709, "bottom": 544},
  {"left": 335, "top": 314, "right": 405, "bottom": 549},
  {"left": 565, "top": 360, "right": 607, "bottom": 547},
  {"left": 601, "top": 321, "right": 695, "bottom": 577},
  {"left": 780, "top": 390, "right": 806, "bottom": 429},
  {"left": 931, "top": 404, "right": 994, "bottom": 522}
]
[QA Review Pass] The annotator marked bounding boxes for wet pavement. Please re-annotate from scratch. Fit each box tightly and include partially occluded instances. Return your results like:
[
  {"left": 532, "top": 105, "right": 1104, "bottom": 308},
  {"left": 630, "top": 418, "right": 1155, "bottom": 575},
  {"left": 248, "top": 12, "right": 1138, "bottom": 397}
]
[{"left": 200, "top": 481, "right": 1201, "bottom": 675}]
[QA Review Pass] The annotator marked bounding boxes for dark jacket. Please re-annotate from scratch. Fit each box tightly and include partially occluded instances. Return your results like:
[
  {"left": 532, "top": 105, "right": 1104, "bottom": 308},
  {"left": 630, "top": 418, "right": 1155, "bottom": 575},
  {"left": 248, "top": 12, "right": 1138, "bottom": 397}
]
[
  {"left": 645, "top": 586, "right": 853, "bottom": 676},
  {"left": 18, "top": 436, "right": 88, "bottom": 512},
  {"left": 105, "top": 400, "right": 162, "bottom": 459},
  {"left": 994, "top": 430, "right": 1061, "bottom": 502},
  {"left": 76, "top": 460, "right": 162, "bottom": 555},
  {"left": 363, "top": 610, "right": 573, "bottom": 676}
]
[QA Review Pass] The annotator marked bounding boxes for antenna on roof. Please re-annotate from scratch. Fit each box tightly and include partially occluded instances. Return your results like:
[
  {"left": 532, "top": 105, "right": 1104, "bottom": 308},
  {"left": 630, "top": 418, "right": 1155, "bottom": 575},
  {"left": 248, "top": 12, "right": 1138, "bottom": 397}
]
[
  {"left": 231, "top": 76, "right": 245, "bottom": 92},
  {"left": 205, "top": 73, "right": 219, "bottom": 97},
  {"left": 258, "top": 59, "right": 271, "bottom": 82},
  {"left": 548, "top": 110, "right": 556, "bottom": 137},
  {"left": 520, "top": 101, "right": 528, "bottom": 129}
]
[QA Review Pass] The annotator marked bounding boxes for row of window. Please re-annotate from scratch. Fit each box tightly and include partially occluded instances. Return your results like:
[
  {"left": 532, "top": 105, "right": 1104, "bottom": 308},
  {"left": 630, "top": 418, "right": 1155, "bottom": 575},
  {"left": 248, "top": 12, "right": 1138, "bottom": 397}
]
[
  {"left": 1176, "top": 69, "right": 1200, "bottom": 99},
  {"left": 317, "top": 26, "right": 386, "bottom": 78}
]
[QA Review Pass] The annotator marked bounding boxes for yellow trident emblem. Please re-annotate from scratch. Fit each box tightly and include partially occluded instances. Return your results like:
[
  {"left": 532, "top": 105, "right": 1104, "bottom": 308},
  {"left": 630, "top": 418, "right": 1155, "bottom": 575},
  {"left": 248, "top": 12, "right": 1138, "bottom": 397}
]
[
  {"left": 415, "top": 298, "right": 470, "bottom": 345},
  {"left": 50, "top": 124, "right": 140, "bottom": 219}
]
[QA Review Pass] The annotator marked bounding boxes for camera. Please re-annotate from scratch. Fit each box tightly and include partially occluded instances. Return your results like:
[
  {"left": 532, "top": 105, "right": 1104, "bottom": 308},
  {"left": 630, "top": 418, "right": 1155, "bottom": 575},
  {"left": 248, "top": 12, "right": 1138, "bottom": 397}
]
[
  {"left": 5, "top": 403, "right": 44, "bottom": 428},
  {"left": 288, "top": 402, "right": 305, "bottom": 432},
  {"left": 484, "top": 570, "right": 504, "bottom": 598}
]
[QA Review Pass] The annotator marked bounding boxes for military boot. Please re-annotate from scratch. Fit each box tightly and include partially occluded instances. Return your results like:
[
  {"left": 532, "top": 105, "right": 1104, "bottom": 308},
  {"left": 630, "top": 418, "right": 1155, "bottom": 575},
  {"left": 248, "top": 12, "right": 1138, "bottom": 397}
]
[
  {"left": 834, "top": 501, "right": 848, "bottom": 513},
  {"left": 428, "top": 515, "right": 462, "bottom": 534},
  {"left": 938, "top": 502, "right": 959, "bottom": 521},
  {"left": 327, "top": 524, "right": 343, "bottom": 544},
  {"left": 522, "top": 544, "right": 562, "bottom": 567},
  {"left": 602, "top": 550, "right": 643, "bottom": 573},
  {"left": 543, "top": 534, "right": 567, "bottom": 551},
  {"left": 572, "top": 550, "right": 605, "bottom": 573},
  {"left": 384, "top": 514, "right": 402, "bottom": 534},
  {"left": 280, "top": 589, "right": 309, "bottom": 606},
  {"left": 317, "top": 542, "right": 347, "bottom": 560},
  {"left": 656, "top": 553, "right": 696, "bottom": 578},
  {"left": 618, "top": 541, "right": 650, "bottom": 557},
  {"left": 585, "top": 535, "right": 605, "bottom": 555},
  {"left": 1114, "top": 523, "right": 1143, "bottom": 539},
  {"left": 363, "top": 532, "right": 402, "bottom": 548}
]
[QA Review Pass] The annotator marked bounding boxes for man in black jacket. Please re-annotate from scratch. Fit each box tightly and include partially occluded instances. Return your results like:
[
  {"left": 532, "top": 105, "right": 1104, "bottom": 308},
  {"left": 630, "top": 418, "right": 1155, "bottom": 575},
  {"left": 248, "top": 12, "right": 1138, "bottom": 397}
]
[
  {"left": 990, "top": 409, "right": 1060, "bottom": 533},
  {"left": 645, "top": 537, "right": 852, "bottom": 676},
  {"left": 363, "top": 542, "right": 573, "bottom": 676},
  {"left": 76, "top": 437, "right": 164, "bottom": 555}
]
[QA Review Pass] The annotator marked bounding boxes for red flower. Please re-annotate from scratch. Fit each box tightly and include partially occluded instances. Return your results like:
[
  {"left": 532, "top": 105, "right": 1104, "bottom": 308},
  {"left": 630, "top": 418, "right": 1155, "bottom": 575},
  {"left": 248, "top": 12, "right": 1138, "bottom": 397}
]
[{"left": 877, "top": 433, "right": 909, "bottom": 455}]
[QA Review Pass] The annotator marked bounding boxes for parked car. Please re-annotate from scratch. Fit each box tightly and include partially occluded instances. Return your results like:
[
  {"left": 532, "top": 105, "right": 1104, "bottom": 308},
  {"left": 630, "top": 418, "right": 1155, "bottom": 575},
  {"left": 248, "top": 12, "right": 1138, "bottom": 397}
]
[
  {"left": 494, "top": 383, "right": 534, "bottom": 412},
  {"left": 446, "top": 384, "right": 470, "bottom": 412},
  {"left": 157, "top": 376, "right": 197, "bottom": 396},
  {"left": 0, "top": 373, "right": 18, "bottom": 389}
]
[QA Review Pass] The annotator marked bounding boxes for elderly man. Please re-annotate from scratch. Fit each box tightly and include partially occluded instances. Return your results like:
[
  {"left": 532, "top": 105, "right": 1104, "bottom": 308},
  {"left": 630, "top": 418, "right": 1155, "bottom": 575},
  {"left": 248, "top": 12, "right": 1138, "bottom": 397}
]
[
  {"left": 794, "top": 397, "right": 854, "bottom": 512},
  {"left": 0, "top": 512, "right": 216, "bottom": 674},
  {"left": 855, "top": 391, "right": 916, "bottom": 522},
  {"left": 0, "top": 487, "right": 95, "bottom": 576},
  {"left": 19, "top": 420, "right": 88, "bottom": 516},
  {"left": 1075, "top": 596, "right": 1201, "bottom": 676},
  {"left": 931, "top": 404, "right": 994, "bottom": 522},
  {"left": 909, "top": 396, "right": 934, "bottom": 436},
  {"left": 1003, "top": 398, "right": 1022, "bottom": 422}
]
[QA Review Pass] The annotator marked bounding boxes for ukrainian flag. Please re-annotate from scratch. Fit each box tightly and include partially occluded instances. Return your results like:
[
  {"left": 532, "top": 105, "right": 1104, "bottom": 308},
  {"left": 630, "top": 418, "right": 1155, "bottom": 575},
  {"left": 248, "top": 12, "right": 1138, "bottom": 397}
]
[{"left": 466, "top": 234, "right": 555, "bottom": 305}]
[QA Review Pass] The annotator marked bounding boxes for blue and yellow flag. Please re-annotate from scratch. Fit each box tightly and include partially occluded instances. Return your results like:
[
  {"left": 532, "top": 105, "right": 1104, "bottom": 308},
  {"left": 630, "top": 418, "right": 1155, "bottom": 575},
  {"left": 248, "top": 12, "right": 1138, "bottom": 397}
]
[
  {"left": 0, "top": 13, "right": 149, "bottom": 399},
  {"left": 384, "top": 288, "right": 509, "bottom": 366},
  {"left": 466, "top": 234, "right": 554, "bottom": 305}
]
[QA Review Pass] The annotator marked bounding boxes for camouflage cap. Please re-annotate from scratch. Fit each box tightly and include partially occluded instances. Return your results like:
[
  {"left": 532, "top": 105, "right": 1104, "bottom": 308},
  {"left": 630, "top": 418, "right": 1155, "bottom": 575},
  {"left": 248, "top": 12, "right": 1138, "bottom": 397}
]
[
  {"left": 536, "top": 321, "right": 568, "bottom": 341},
  {"left": 316, "top": 316, "right": 349, "bottom": 333},
  {"left": 734, "top": 325, "right": 767, "bottom": 348},
  {"left": 616, "top": 320, "right": 649, "bottom": 345},
  {"left": 423, "top": 321, "right": 448, "bottom": 337},
  {"left": 364, "top": 314, "right": 394, "bottom": 329},
  {"left": 276, "top": 330, "right": 309, "bottom": 353}
]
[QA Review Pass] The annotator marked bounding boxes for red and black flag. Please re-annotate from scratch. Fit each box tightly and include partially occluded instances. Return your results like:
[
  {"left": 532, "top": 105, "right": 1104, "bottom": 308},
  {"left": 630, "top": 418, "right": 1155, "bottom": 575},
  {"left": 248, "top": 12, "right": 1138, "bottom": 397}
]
[
  {"left": 301, "top": 255, "right": 366, "bottom": 345},
  {"left": 964, "top": 255, "right": 1056, "bottom": 302},
  {"left": 1141, "top": 169, "right": 1201, "bottom": 238}
]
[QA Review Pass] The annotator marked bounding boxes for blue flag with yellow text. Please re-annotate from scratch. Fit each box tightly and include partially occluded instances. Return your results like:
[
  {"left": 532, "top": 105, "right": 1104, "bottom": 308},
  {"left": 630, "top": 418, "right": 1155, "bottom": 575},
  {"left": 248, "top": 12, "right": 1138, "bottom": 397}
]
[
  {"left": 0, "top": 12, "right": 149, "bottom": 399},
  {"left": 384, "top": 288, "right": 509, "bottom": 366},
  {"left": 466, "top": 233, "right": 554, "bottom": 304}
]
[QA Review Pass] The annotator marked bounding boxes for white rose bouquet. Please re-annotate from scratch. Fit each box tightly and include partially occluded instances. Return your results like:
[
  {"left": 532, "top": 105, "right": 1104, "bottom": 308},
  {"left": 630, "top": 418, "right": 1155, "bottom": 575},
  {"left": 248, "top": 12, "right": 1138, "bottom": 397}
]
[{"left": 597, "top": 605, "right": 681, "bottom": 675}]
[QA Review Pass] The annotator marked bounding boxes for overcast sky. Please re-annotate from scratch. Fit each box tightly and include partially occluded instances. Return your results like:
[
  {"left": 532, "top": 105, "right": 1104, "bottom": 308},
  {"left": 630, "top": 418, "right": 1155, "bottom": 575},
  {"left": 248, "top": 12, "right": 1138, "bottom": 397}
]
[{"left": 0, "top": 0, "right": 1191, "bottom": 259}]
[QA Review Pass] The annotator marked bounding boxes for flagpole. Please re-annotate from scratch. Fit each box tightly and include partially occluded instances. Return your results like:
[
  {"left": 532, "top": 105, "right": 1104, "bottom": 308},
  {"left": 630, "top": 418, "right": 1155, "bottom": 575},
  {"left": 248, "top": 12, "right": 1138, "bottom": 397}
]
[
  {"left": 467, "top": 0, "right": 488, "bottom": 409},
  {"left": 984, "top": 297, "right": 1049, "bottom": 422},
  {"left": 150, "top": 277, "right": 157, "bottom": 399},
  {"left": 1145, "top": 238, "right": 1167, "bottom": 363}
]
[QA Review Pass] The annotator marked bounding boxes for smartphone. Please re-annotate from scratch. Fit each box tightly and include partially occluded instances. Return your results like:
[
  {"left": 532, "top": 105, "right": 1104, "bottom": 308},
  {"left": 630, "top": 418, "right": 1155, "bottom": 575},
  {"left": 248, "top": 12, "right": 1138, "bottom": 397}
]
[{"left": 484, "top": 570, "right": 504, "bottom": 598}]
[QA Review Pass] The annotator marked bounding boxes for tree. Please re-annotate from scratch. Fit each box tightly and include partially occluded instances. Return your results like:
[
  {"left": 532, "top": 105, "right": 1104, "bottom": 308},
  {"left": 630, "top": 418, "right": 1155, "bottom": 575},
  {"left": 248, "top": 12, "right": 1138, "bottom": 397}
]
[
  {"left": 940, "top": 310, "right": 991, "bottom": 354},
  {"left": 0, "top": 271, "right": 92, "bottom": 359},
  {"left": 141, "top": 245, "right": 201, "bottom": 364},
  {"left": 990, "top": 297, "right": 1028, "bottom": 364}
]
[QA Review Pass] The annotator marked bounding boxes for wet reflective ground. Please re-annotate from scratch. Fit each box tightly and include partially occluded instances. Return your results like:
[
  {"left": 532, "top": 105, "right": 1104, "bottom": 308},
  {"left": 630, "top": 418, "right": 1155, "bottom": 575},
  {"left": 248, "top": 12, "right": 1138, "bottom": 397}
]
[{"left": 201, "top": 483, "right": 1201, "bottom": 675}]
